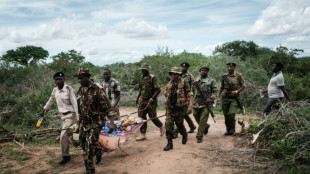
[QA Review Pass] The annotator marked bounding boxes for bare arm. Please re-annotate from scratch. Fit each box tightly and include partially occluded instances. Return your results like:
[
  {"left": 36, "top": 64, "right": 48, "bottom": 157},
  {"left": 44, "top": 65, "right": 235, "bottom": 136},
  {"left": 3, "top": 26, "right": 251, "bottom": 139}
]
[
  {"left": 113, "top": 91, "right": 121, "bottom": 108},
  {"left": 279, "top": 86, "right": 291, "bottom": 101}
]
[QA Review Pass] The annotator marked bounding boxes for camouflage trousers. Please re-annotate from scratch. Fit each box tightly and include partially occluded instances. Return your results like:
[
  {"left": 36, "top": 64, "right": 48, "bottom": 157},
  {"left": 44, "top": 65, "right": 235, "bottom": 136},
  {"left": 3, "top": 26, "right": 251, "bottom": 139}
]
[
  {"left": 173, "top": 112, "right": 196, "bottom": 134},
  {"left": 138, "top": 103, "right": 163, "bottom": 134},
  {"left": 80, "top": 127, "right": 103, "bottom": 173},
  {"left": 221, "top": 95, "right": 238, "bottom": 131},
  {"left": 165, "top": 106, "right": 187, "bottom": 139},
  {"left": 193, "top": 107, "right": 210, "bottom": 139}
]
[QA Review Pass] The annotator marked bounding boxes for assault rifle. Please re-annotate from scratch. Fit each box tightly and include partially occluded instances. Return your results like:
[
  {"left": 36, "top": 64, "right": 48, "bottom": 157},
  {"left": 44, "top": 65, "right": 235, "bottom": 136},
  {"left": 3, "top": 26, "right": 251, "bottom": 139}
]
[
  {"left": 193, "top": 81, "right": 216, "bottom": 123},
  {"left": 222, "top": 75, "right": 245, "bottom": 115}
]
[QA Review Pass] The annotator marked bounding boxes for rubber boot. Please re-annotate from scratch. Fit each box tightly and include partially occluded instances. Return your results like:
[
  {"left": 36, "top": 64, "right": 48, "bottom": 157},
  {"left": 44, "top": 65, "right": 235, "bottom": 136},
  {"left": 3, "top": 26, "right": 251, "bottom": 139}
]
[
  {"left": 182, "top": 132, "right": 188, "bottom": 144},
  {"left": 163, "top": 139, "right": 173, "bottom": 151}
]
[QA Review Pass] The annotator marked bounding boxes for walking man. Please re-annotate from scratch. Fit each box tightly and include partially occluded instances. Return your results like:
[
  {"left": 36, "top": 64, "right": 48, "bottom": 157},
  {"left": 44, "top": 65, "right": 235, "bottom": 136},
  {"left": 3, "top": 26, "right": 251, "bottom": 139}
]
[
  {"left": 261, "top": 63, "right": 291, "bottom": 117},
  {"left": 75, "top": 67, "right": 116, "bottom": 174},
  {"left": 180, "top": 62, "right": 196, "bottom": 133},
  {"left": 40, "top": 72, "right": 79, "bottom": 164},
  {"left": 135, "top": 64, "right": 165, "bottom": 141},
  {"left": 164, "top": 67, "right": 193, "bottom": 151},
  {"left": 192, "top": 66, "right": 218, "bottom": 143},
  {"left": 219, "top": 62, "right": 245, "bottom": 136},
  {"left": 102, "top": 69, "right": 121, "bottom": 119}
]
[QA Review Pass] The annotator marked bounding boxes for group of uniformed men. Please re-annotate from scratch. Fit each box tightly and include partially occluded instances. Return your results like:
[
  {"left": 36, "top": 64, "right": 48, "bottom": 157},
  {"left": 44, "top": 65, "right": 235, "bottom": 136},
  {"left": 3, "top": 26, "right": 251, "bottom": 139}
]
[{"left": 41, "top": 62, "right": 246, "bottom": 174}]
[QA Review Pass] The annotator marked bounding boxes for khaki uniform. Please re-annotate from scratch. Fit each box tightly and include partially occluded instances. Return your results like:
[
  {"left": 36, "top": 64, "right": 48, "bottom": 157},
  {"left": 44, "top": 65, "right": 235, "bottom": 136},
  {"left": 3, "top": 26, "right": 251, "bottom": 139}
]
[
  {"left": 43, "top": 84, "right": 79, "bottom": 157},
  {"left": 138, "top": 74, "right": 163, "bottom": 133},
  {"left": 165, "top": 79, "right": 193, "bottom": 139},
  {"left": 220, "top": 72, "right": 245, "bottom": 131},
  {"left": 193, "top": 76, "right": 218, "bottom": 139},
  {"left": 77, "top": 83, "right": 114, "bottom": 173}
]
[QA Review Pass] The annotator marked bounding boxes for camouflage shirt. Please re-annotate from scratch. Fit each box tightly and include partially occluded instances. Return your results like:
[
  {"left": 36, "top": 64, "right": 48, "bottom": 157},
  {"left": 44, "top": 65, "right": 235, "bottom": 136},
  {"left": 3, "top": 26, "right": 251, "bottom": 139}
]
[
  {"left": 102, "top": 78, "right": 120, "bottom": 107},
  {"left": 165, "top": 79, "right": 193, "bottom": 108},
  {"left": 220, "top": 72, "right": 245, "bottom": 93},
  {"left": 138, "top": 74, "right": 159, "bottom": 105},
  {"left": 181, "top": 72, "right": 195, "bottom": 89},
  {"left": 77, "top": 83, "right": 112, "bottom": 131},
  {"left": 193, "top": 76, "right": 218, "bottom": 108}
]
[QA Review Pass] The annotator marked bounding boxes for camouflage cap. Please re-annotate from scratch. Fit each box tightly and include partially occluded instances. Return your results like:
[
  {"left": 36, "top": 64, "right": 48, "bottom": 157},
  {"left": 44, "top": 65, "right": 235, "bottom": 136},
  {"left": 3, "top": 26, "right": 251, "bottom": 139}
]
[
  {"left": 75, "top": 67, "right": 91, "bottom": 77},
  {"left": 169, "top": 67, "right": 182, "bottom": 75},
  {"left": 199, "top": 66, "right": 210, "bottom": 71},
  {"left": 140, "top": 64, "right": 151, "bottom": 71}
]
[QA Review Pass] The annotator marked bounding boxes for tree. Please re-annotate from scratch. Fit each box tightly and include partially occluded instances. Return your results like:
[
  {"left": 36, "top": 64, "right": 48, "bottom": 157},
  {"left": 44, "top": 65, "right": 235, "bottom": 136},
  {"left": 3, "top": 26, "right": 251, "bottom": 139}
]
[
  {"left": 213, "top": 40, "right": 259, "bottom": 61},
  {"left": 1, "top": 45, "right": 49, "bottom": 66},
  {"left": 49, "top": 50, "right": 85, "bottom": 77}
]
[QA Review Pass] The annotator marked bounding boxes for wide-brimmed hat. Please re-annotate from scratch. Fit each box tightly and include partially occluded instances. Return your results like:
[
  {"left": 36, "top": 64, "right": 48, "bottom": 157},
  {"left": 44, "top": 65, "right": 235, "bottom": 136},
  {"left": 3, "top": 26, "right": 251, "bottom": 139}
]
[
  {"left": 75, "top": 67, "right": 91, "bottom": 77},
  {"left": 140, "top": 64, "right": 151, "bottom": 71},
  {"left": 169, "top": 67, "right": 182, "bottom": 75}
]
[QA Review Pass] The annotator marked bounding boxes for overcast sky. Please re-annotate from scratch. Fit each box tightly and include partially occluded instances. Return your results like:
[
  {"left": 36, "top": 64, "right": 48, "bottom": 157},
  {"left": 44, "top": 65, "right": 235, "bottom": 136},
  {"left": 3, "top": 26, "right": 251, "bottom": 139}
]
[{"left": 0, "top": 0, "right": 309, "bottom": 66}]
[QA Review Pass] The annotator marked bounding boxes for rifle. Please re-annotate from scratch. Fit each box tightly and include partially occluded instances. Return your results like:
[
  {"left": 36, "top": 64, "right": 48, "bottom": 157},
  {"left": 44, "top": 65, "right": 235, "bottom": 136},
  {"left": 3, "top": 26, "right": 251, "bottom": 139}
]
[
  {"left": 193, "top": 81, "right": 216, "bottom": 123},
  {"left": 222, "top": 75, "right": 245, "bottom": 115}
]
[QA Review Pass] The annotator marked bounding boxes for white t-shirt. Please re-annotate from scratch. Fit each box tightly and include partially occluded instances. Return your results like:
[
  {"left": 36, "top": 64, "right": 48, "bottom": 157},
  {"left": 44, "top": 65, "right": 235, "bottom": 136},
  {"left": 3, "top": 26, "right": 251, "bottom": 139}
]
[{"left": 268, "top": 71, "right": 284, "bottom": 98}]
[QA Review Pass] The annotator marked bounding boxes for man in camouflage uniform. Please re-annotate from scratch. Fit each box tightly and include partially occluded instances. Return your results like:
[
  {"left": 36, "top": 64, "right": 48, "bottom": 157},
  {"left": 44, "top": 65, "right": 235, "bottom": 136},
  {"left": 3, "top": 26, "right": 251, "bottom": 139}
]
[
  {"left": 219, "top": 62, "right": 245, "bottom": 136},
  {"left": 135, "top": 64, "right": 165, "bottom": 141},
  {"left": 75, "top": 67, "right": 116, "bottom": 174},
  {"left": 179, "top": 62, "right": 196, "bottom": 133},
  {"left": 102, "top": 69, "right": 121, "bottom": 119},
  {"left": 163, "top": 67, "right": 193, "bottom": 151},
  {"left": 192, "top": 66, "right": 218, "bottom": 143}
]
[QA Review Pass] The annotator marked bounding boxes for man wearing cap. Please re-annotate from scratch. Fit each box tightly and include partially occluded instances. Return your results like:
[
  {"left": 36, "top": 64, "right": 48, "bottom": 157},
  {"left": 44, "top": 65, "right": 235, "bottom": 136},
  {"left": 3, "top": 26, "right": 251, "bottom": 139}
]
[
  {"left": 102, "top": 69, "right": 121, "bottom": 119},
  {"left": 135, "top": 64, "right": 165, "bottom": 141},
  {"left": 75, "top": 67, "right": 116, "bottom": 174},
  {"left": 192, "top": 66, "right": 218, "bottom": 143},
  {"left": 219, "top": 62, "right": 245, "bottom": 136},
  {"left": 178, "top": 62, "right": 197, "bottom": 134},
  {"left": 163, "top": 67, "right": 193, "bottom": 151},
  {"left": 40, "top": 72, "right": 79, "bottom": 164}
]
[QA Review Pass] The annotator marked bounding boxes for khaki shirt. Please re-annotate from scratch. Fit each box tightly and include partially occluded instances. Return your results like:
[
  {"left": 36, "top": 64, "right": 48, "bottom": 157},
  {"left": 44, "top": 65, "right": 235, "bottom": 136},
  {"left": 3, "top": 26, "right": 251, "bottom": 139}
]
[
  {"left": 44, "top": 84, "right": 79, "bottom": 121},
  {"left": 220, "top": 72, "right": 245, "bottom": 93}
]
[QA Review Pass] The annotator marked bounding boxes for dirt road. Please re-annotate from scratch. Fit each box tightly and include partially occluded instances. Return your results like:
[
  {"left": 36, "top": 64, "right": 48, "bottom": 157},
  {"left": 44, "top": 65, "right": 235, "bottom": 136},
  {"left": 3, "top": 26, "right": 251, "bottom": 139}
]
[{"left": 0, "top": 107, "right": 257, "bottom": 174}]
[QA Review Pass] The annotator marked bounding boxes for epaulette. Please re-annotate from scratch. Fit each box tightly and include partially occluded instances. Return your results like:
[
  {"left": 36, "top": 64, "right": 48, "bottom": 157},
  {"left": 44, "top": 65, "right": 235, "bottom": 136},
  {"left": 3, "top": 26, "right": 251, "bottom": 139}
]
[
  {"left": 66, "top": 86, "right": 72, "bottom": 91},
  {"left": 235, "top": 72, "right": 243, "bottom": 76}
]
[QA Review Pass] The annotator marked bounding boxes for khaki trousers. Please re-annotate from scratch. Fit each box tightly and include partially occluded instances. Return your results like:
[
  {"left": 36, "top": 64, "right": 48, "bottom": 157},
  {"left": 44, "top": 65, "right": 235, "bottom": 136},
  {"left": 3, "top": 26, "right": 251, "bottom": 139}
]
[{"left": 60, "top": 113, "right": 75, "bottom": 156}]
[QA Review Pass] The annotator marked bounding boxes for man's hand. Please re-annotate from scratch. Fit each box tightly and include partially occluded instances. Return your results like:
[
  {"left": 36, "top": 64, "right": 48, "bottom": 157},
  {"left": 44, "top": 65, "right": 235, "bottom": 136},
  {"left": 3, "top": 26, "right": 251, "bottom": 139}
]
[
  {"left": 108, "top": 123, "right": 115, "bottom": 134},
  {"left": 148, "top": 98, "right": 154, "bottom": 105},
  {"left": 229, "top": 91, "right": 238, "bottom": 97},
  {"left": 187, "top": 106, "right": 192, "bottom": 114},
  {"left": 40, "top": 109, "right": 45, "bottom": 117}
]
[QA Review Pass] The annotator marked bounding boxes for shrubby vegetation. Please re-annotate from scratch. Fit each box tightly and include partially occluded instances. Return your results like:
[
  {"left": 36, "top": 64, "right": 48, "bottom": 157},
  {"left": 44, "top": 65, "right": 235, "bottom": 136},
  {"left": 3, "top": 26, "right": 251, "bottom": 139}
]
[{"left": 0, "top": 41, "right": 309, "bottom": 172}]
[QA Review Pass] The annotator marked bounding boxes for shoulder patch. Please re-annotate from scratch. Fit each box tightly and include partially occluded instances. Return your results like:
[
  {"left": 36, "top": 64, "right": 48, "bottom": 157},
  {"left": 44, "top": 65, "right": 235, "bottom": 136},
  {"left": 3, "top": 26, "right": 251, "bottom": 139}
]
[{"left": 66, "top": 86, "right": 72, "bottom": 91}]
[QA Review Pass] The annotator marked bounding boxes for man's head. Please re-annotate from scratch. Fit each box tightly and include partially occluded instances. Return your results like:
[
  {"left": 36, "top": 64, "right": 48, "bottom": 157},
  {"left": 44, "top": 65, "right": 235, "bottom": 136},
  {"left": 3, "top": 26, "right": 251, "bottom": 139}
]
[
  {"left": 199, "top": 66, "right": 210, "bottom": 77},
  {"left": 103, "top": 69, "right": 111, "bottom": 81},
  {"left": 272, "top": 62, "right": 283, "bottom": 73},
  {"left": 180, "top": 62, "right": 190, "bottom": 74},
  {"left": 53, "top": 72, "right": 65, "bottom": 89},
  {"left": 76, "top": 67, "right": 91, "bottom": 86},
  {"left": 169, "top": 67, "right": 182, "bottom": 81},
  {"left": 226, "top": 62, "right": 236, "bottom": 74},
  {"left": 140, "top": 64, "right": 150, "bottom": 76}
]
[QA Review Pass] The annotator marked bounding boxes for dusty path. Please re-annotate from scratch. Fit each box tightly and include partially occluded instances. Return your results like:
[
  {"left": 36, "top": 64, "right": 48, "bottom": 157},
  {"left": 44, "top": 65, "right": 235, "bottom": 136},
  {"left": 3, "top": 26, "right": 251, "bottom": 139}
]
[{"left": 0, "top": 107, "right": 257, "bottom": 174}]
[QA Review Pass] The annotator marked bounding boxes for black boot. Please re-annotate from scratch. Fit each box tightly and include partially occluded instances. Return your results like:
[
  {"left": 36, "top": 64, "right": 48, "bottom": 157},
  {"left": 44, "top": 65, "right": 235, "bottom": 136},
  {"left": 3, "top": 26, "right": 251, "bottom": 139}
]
[
  {"left": 229, "top": 129, "right": 235, "bottom": 135},
  {"left": 95, "top": 155, "right": 102, "bottom": 164},
  {"left": 164, "top": 139, "right": 173, "bottom": 151},
  {"left": 172, "top": 133, "right": 178, "bottom": 139},
  {"left": 204, "top": 127, "right": 209, "bottom": 135},
  {"left": 182, "top": 132, "right": 188, "bottom": 144},
  {"left": 188, "top": 127, "right": 196, "bottom": 133},
  {"left": 197, "top": 138, "right": 203, "bottom": 143},
  {"left": 59, "top": 156, "right": 70, "bottom": 164}
]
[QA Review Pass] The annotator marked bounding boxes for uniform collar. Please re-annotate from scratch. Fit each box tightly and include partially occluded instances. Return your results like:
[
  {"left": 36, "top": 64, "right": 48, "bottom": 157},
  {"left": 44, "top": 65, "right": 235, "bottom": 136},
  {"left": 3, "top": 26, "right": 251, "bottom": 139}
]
[
  {"left": 57, "top": 83, "right": 68, "bottom": 92},
  {"left": 273, "top": 71, "right": 282, "bottom": 77},
  {"left": 226, "top": 72, "right": 236, "bottom": 77},
  {"left": 198, "top": 76, "right": 209, "bottom": 82}
]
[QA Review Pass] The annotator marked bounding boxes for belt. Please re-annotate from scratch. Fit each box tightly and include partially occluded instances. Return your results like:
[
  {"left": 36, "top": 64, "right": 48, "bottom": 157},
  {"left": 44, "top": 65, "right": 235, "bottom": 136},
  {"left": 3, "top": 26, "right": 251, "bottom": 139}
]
[{"left": 62, "top": 111, "right": 72, "bottom": 115}]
